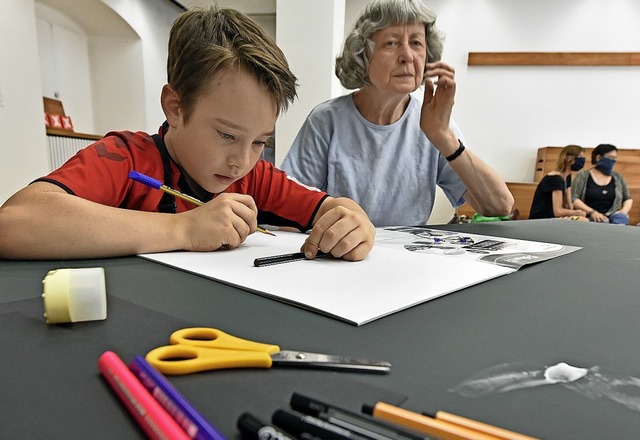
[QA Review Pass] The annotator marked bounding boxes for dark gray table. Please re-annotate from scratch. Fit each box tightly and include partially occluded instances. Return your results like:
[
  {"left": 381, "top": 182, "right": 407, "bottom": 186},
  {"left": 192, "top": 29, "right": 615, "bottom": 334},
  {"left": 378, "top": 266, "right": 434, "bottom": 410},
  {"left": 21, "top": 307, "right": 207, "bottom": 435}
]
[{"left": 1, "top": 220, "right": 639, "bottom": 439}]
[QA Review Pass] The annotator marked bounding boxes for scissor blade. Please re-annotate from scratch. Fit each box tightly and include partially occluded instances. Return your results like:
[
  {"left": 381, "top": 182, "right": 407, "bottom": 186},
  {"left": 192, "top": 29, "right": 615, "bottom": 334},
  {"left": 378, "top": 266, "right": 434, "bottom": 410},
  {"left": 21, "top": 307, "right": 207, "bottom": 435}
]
[{"left": 271, "top": 350, "right": 391, "bottom": 374}]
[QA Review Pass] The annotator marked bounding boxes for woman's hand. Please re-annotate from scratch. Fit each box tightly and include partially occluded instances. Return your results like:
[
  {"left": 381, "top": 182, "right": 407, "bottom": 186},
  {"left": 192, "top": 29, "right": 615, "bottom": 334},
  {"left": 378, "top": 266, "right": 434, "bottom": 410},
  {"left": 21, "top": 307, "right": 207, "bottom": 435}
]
[
  {"left": 589, "top": 210, "right": 608, "bottom": 222},
  {"left": 420, "top": 61, "right": 458, "bottom": 155}
]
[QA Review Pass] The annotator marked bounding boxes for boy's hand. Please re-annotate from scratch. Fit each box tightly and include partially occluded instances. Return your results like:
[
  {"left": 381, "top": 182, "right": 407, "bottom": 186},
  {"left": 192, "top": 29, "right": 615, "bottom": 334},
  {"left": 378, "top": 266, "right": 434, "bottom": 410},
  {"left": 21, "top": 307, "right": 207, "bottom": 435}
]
[
  {"left": 178, "top": 193, "right": 259, "bottom": 251},
  {"left": 303, "top": 197, "right": 375, "bottom": 261}
]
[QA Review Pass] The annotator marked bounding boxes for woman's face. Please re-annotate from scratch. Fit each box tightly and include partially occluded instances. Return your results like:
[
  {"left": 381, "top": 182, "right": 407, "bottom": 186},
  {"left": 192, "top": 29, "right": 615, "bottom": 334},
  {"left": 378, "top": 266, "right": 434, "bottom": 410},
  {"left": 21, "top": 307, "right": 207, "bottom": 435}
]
[{"left": 367, "top": 23, "right": 427, "bottom": 95}]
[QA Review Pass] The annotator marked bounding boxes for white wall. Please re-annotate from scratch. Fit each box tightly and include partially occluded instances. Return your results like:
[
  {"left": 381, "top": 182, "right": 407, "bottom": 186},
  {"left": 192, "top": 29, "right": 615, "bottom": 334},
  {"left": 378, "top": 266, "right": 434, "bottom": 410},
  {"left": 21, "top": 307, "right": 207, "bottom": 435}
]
[
  {"left": 90, "top": 35, "right": 146, "bottom": 134},
  {"left": 0, "top": 0, "right": 181, "bottom": 205},
  {"left": 101, "top": 0, "right": 182, "bottom": 132},
  {"left": 275, "top": 0, "right": 346, "bottom": 166},
  {"left": 36, "top": 0, "right": 181, "bottom": 134},
  {"left": 430, "top": 0, "right": 640, "bottom": 184},
  {"left": 36, "top": 3, "right": 95, "bottom": 134},
  {"left": 0, "top": 0, "right": 50, "bottom": 204},
  {"left": 34, "top": 0, "right": 153, "bottom": 135}
]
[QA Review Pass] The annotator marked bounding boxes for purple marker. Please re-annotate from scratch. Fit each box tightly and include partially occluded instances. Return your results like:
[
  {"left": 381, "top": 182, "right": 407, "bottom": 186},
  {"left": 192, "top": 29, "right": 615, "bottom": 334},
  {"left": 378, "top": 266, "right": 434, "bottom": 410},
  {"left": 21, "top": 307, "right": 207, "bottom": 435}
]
[{"left": 129, "top": 355, "right": 226, "bottom": 440}]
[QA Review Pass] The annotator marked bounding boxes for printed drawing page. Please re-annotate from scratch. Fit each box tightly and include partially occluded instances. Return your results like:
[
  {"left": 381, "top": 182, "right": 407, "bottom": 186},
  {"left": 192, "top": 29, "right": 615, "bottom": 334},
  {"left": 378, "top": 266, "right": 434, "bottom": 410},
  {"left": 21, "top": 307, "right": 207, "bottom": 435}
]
[{"left": 375, "top": 226, "right": 581, "bottom": 270}]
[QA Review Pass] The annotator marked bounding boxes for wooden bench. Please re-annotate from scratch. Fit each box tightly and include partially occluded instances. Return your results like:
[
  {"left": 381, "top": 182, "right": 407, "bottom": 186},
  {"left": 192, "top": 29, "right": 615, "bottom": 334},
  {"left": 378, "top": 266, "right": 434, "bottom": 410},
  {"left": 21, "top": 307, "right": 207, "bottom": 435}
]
[
  {"left": 456, "top": 182, "right": 640, "bottom": 224},
  {"left": 456, "top": 182, "right": 536, "bottom": 220},
  {"left": 457, "top": 146, "right": 640, "bottom": 224}
]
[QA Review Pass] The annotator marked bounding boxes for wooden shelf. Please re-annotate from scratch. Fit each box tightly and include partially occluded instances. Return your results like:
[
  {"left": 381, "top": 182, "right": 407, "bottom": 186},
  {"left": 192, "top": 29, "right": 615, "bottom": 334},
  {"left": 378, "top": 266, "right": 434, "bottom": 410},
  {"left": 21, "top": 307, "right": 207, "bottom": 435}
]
[
  {"left": 43, "top": 97, "right": 103, "bottom": 140},
  {"left": 468, "top": 52, "right": 640, "bottom": 66},
  {"left": 46, "top": 127, "right": 102, "bottom": 140}
]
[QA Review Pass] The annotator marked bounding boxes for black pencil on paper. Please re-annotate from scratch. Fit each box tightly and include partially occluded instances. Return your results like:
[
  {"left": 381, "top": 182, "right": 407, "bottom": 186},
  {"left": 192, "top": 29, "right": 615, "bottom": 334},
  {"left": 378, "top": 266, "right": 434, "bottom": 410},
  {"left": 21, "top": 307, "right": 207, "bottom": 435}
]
[{"left": 254, "top": 251, "right": 331, "bottom": 267}]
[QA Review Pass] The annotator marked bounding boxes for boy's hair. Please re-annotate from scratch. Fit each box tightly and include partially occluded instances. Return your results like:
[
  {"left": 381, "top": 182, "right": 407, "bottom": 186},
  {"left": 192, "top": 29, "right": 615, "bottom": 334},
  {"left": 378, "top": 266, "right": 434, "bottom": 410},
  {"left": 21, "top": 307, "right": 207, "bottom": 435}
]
[
  {"left": 167, "top": 7, "right": 298, "bottom": 123},
  {"left": 555, "top": 144, "right": 583, "bottom": 172},
  {"left": 335, "top": 0, "right": 444, "bottom": 90},
  {"left": 591, "top": 143, "right": 617, "bottom": 164}
]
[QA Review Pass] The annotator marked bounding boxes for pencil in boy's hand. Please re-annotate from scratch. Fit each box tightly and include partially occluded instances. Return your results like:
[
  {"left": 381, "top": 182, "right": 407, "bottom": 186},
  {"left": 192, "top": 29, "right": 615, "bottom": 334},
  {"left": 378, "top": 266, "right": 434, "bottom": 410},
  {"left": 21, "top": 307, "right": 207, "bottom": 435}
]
[
  {"left": 128, "top": 171, "right": 275, "bottom": 236},
  {"left": 129, "top": 171, "right": 204, "bottom": 206}
]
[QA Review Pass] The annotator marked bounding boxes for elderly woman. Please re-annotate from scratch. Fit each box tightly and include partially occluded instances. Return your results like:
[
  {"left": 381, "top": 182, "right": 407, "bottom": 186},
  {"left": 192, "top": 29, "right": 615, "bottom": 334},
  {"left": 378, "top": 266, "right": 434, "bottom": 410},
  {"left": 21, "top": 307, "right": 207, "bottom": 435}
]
[
  {"left": 281, "top": 0, "right": 513, "bottom": 227},
  {"left": 572, "top": 144, "right": 633, "bottom": 224}
]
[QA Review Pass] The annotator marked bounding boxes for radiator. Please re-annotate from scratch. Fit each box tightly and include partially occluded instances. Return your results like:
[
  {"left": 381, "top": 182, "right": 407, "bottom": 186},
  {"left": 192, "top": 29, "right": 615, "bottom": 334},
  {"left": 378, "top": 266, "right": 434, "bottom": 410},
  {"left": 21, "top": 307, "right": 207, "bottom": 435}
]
[{"left": 46, "top": 135, "right": 96, "bottom": 170}]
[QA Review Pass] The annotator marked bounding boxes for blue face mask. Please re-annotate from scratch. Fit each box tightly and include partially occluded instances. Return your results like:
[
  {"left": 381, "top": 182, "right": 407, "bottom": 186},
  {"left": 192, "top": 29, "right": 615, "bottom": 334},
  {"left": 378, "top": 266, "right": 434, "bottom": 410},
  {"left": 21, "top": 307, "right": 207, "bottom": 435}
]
[
  {"left": 570, "top": 157, "right": 585, "bottom": 171},
  {"left": 595, "top": 157, "right": 616, "bottom": 176}
]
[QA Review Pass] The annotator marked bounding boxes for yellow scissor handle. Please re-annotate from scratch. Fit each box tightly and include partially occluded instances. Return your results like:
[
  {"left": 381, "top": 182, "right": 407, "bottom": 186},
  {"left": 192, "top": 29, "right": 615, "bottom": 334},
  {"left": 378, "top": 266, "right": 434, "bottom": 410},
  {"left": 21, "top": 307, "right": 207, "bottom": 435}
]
[
  {"left": 145, "top": 345, "right": 273, "bottom": 375},
  {"left": 168, "top": 327, "right": 281, "bottom": 353}
]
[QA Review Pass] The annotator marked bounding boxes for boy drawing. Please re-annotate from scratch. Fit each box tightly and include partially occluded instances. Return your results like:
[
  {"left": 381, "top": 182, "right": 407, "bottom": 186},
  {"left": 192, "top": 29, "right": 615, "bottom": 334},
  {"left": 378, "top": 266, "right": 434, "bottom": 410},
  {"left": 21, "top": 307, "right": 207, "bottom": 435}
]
[{"left": 0, "top": 7, "right": 375, "bottom": 260}]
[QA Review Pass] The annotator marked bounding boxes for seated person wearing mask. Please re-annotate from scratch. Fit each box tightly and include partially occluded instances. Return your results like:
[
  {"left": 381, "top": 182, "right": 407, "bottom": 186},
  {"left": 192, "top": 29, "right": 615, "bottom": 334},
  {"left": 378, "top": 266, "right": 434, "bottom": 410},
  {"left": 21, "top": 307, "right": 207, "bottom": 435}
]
[
  {"left": 529, "top": 144, "right": 588, "bottom": 221},
  {"left": 572, "top": 144, "right": 633, "bottom": 224}
]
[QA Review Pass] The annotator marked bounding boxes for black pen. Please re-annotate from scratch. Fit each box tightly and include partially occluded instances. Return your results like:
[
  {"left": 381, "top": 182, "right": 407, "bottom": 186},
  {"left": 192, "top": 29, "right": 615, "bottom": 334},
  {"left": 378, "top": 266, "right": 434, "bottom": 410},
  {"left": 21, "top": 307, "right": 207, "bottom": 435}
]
[
  {"left": 290, "top": 393, "right": 428, "bottom": 440},
  {"left": 254, "top": 251, "right": 332, "bottom": 267},
  {"left": 237, "top": 412, "right": 295, "bottom": 440},
  {"left": 272, "top": 408, "right": 368, "bottom": 440}
]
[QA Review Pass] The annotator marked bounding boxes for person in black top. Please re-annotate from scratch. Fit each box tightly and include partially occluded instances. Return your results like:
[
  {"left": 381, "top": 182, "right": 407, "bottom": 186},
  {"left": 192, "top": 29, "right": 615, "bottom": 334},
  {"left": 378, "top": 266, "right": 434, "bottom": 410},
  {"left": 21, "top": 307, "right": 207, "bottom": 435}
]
[{"left": 529, "top": 145, "right": 588, "bottom": 220}]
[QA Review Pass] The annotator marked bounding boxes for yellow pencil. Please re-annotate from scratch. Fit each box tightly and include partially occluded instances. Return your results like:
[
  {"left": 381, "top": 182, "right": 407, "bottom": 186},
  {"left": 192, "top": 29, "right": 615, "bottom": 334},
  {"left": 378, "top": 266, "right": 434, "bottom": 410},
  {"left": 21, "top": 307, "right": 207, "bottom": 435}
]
[{"left": 129, "top": 171, "right": 275, "bottom": 236}]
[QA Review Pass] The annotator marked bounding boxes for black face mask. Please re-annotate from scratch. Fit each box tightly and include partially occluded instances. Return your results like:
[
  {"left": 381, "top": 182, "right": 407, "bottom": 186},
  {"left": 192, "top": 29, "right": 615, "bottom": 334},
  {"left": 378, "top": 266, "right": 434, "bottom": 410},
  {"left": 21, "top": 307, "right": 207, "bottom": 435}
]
[
  {"left": 595, "top": 157, "right": 616, "bottom": 176},
  {"left": 570, "top": 157, "right": 585, "bottom": 171}
]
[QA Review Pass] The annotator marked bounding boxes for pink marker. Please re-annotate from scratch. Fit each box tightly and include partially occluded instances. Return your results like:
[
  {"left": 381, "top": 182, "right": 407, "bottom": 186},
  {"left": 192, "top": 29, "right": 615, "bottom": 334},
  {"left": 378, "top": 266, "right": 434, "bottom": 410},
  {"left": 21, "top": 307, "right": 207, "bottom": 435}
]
[{"left": 98, "top": 351, "right": 190, "bottom": 440}]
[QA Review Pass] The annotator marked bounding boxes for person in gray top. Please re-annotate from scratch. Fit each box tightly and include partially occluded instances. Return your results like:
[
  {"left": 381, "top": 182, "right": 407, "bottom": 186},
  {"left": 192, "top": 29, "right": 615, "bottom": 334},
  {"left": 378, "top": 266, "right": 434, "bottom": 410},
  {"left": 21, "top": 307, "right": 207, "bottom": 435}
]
[
  {"left": 572, "top": 143, "right": 633, "bottom": 224},
  {"left": 281, "top": 0, "right": 513, "bottom": 226}
]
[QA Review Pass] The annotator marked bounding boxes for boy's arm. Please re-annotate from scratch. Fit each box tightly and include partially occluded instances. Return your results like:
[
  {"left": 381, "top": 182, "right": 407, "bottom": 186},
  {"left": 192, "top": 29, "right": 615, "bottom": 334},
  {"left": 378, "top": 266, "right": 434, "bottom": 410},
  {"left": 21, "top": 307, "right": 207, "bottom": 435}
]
[
  {"left": 0, "top": 182, "right": 181, "bottom": 259},
  {"left": 301, "top": 196, "right": 375, "bottom": 262},
  {"left": 0, "top": 182, "right": 261, "bottom": 260}
]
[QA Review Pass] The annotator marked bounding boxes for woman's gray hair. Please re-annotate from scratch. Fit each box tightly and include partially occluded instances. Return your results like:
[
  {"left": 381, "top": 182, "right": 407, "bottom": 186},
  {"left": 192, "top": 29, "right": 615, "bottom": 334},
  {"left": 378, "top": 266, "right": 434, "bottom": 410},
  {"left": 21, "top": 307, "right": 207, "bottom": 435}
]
[{"left": 335, "top": 0, "right": 444, "bottom": 90}]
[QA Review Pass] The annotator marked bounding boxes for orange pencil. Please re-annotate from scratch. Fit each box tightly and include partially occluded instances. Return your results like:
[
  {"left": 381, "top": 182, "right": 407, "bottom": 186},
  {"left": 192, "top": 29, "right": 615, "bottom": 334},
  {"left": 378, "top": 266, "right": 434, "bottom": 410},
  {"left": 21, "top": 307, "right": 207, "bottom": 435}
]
[
  {"left": 363, "top": 401, "right": 499, "bottom": 440},
  {"left": 422, "top": 410, "right": 538, "bottom": 440}
]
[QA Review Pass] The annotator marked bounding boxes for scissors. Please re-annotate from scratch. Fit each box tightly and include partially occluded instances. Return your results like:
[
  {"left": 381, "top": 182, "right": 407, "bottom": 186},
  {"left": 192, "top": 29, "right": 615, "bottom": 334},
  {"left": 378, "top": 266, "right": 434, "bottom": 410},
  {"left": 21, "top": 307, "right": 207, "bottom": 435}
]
[{"left": 145, "top": 327, "right": 391, "bottom": 375}]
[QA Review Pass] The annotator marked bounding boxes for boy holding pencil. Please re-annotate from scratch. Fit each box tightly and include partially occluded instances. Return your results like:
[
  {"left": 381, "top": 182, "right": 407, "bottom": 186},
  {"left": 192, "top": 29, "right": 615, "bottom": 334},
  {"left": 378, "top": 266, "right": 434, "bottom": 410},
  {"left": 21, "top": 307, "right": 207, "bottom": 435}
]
[{"left": 0, "top": 7, "right": 374, "bottom": 260}]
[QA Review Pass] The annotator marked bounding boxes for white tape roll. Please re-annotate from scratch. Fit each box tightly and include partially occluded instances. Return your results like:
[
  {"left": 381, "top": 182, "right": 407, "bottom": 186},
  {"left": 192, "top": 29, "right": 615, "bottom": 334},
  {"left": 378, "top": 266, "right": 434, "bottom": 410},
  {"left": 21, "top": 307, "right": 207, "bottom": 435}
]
[{"left": 42, "top": 268, "right": 107, "bottom": 324}]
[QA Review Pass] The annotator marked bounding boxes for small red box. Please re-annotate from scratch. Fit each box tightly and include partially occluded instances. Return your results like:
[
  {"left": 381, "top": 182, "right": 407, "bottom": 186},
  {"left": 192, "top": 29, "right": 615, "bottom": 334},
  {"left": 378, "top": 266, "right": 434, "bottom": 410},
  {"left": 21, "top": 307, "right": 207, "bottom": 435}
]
[
  {"left": 61, "top": 115, "right": 74, "bottom": 131},
  {"left": 49, "top": 113, "right": 63, "bottom": 129}
]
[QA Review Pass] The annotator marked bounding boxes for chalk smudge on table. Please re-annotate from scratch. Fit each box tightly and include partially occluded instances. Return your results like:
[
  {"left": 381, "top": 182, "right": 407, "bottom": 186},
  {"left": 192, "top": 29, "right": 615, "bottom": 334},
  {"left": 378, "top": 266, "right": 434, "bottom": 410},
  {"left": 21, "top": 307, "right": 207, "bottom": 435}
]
[{"left": 450, "top": 361, "right": 640, "bottom": 412}]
